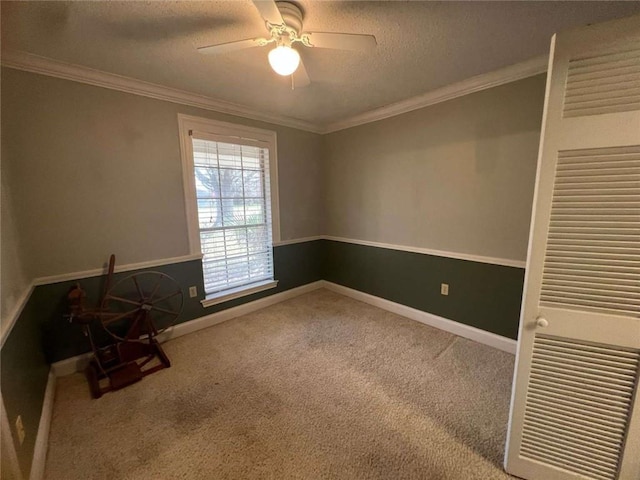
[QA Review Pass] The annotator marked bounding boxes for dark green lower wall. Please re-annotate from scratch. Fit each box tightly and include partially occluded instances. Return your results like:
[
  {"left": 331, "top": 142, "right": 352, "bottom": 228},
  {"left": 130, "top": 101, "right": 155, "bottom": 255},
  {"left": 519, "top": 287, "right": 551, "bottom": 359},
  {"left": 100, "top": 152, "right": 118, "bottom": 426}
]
[
  {"left": 38, "top": 240, "right": 324, "bottom": 363},
  {"left": 1, "top": 293, "right": 50, "bottom": 478},
  {"left": 322, "top": 240, "right": 524, "bottom": 339},
  {"left": 1, "top": 238, "right": 524, "bottom": 477},
  {"left": 0, "top": 240, "right": 322, "bottom": 477}
]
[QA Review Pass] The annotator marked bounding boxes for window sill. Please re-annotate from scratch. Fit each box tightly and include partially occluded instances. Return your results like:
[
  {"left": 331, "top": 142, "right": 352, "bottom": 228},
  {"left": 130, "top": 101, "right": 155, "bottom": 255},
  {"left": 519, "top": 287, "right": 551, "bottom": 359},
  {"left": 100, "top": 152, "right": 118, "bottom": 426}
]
[{"left": 201, "top": 280, "right": 279, "bottom": 308}]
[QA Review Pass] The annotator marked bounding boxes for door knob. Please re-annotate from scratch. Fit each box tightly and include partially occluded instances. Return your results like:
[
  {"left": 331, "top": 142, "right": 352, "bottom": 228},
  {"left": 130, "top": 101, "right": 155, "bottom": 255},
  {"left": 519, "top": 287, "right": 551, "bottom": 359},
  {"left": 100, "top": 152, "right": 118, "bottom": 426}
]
[{"left": 536, "top": 317, "right": 549, "bottom": 328}]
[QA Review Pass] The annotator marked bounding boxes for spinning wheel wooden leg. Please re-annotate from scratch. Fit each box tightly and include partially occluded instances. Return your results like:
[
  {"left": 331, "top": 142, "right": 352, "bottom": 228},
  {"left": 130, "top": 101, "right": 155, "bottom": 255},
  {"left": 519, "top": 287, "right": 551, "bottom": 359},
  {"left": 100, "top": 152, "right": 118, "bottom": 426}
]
[{"left": 85, "top": 362, "right": 103, "bottom": 399}]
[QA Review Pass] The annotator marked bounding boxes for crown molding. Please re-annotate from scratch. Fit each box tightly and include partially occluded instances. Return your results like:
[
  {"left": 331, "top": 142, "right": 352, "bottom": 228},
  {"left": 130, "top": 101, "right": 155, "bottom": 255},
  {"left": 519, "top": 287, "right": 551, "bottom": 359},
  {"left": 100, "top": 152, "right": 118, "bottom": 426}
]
[
  {"left": 1, "top": 49, "right": 548, "bottom": 135},
  {"left": 322, "top": 54, "right": 549, "bottom": 134},
  {"left": 0, "top": 49, "right": 322, "bottom": 134}
]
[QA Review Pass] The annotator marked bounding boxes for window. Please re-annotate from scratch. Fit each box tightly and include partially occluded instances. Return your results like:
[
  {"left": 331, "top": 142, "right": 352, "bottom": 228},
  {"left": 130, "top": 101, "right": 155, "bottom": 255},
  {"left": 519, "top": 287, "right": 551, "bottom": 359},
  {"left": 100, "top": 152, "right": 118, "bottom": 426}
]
[{"left": 178, "top": 115, "right": 279, "bottom": 306}]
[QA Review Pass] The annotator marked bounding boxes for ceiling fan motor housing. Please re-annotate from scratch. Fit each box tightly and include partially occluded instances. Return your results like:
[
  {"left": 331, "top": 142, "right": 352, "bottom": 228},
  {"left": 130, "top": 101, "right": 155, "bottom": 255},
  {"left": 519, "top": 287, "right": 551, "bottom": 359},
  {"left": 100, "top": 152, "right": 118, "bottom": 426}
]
[{"left": 276, "top": 1, "right": 304, "bottom": 33}]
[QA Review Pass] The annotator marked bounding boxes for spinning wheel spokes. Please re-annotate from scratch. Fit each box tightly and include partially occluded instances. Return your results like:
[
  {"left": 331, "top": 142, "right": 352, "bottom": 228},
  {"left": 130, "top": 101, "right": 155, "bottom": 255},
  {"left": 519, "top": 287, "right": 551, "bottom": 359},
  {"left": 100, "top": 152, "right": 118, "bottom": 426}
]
[
  {"left": 100, "top": 271, "right": 184, "bottom": 342},
  {"left": 152, "top": 289, "right": 181, "bottom": 304},
  {"left": 147, "top": 275, "right": 164, "bottom": 302},
  {"left": 150, "top": 304, "right": 181, "bottom": 316},
  {"left": 101, "top": 308, "right": 139, "bottom": 326},
  {"left": 132, "top": 275, "right": 144, "bottom": 299},
  {"left": 105, "top": 295, "right": 142, "bottom": 308}
]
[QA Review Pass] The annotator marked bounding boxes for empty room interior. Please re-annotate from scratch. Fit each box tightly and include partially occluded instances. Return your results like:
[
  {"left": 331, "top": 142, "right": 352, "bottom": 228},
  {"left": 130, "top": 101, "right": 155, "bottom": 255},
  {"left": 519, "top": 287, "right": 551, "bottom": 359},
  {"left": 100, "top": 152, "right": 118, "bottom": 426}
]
[{"left": 1, "top": 1, "right": 640, "bottom": 479}]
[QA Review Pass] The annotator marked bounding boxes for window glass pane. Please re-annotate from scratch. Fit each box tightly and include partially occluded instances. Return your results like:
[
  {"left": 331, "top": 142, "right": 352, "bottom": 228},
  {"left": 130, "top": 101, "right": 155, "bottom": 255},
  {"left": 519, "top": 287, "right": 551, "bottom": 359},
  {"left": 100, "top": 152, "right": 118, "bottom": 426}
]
[
  {"left": 224, "top": 228, "right": 248, "bottom": 258},
  {"left": 191, "top": 135, "right": 273, "bottom": 295},
  {"left": 202, "top": 260, "right": 223, "bottom": 288},
  {"left": 193, "top": 140, "right": 218, "bottom": 167},
  {"left": 217, "top": 143, "right": 243, "bottom": 169},
  {"left": 221, "top": 199, "right": 245, "bottom": 227},
  {"left": 194, "top": 167, "right": 220, "bottom": 198},
  {"left": 247, "top": 225, "right": 269, "bottom": 253},
  {"left": 245, "top": 200, "right": 265, "bottom": 225},
  {"left": 197, "top": 199, "right": 222, "bottom": 229},
  {"left": 225, "top": 256, "right": 250, "bottom": 286},
  {"left": 249, "top": 253, "right": 270, "bottom": 278},
  {"left": 200, "top": 230, "right": 225, "bottom": 259},
  {"left": 219, "top": 168, "right": 244, "bottom": 198},
  {"left": 243, "top": 170, "right": 263, "bottom": 198},
  {"left": 241, "top": 146, "right": 262, "bottom": 170}
]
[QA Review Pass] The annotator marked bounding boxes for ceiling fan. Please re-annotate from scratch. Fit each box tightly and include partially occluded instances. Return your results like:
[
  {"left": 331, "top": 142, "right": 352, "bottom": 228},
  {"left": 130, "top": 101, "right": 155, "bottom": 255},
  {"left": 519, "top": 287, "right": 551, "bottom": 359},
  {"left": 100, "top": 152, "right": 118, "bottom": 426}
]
[{"left": 197, "top": 0, "right": 377, "bottom": 87}]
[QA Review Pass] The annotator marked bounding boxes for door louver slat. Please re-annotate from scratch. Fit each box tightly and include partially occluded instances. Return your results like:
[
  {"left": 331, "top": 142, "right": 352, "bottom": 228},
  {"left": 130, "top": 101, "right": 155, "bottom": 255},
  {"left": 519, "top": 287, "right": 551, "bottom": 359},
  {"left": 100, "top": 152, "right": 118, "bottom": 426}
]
[
  {"left": 536, "top": 355, "right": 635, "bottom": 382},
  {"left": 541, "top": 146, "right": 640, "bottom": 317},
  {"left": 548, "top": 240, "right": 639, "bottom": 249},
  {"left": 520, "top": 334, "right": 640, "bottom": 480},
  {"left": 544, "top": 269, "right": 638, "bottom": 282},
  {"left": 535, "top": 337, "right": 639, "bottom": 358},
  {"left": 520, "top": 447, "right": 615, "bottom": 480},
  {"left": 565, "top": 79, "right": 640, "bottom": 99},
  {"left": 565, "top": 85, "right": 640, "bottom": 104},
  {"left": 522, "top": 434, "right": 619, "bottom": 470},
  {"left": 530, "top": 371, "right": 634, "bottom": 399},
  {"left": 534, "top": 345, "right": 639, "bottom": 366},
  {"left": 525, "top": 406, "right": 625, "bottom": 442},
  {"left": 543, "top": 280, "right": 640, "bottom": 294},
  {"left": 563, "top": 43, "right": 640, "bottom": 117},
  {"left": 544, "top": 283, "right": 639, "bottom": 297},
  {"left": 523, "top": 422, "right": 621, "bottom": 456},
  {"left": 546, "top": 249, "right": 640, "bottom": 259},
  {"left": 527, "top": 382, "right": 630, "bottom": 414}
]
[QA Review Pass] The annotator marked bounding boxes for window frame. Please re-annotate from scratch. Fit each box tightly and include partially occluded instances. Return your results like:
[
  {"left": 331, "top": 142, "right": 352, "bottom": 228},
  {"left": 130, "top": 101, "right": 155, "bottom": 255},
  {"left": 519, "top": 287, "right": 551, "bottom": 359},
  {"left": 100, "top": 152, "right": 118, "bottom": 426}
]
[{"left": 177, "top": 114, "right": 280, "bottom": 306}]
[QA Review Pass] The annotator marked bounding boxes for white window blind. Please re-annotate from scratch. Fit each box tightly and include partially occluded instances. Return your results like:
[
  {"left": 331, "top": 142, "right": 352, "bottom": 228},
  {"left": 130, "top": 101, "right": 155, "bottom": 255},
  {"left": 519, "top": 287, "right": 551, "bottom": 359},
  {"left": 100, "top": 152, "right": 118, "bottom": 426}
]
[{"left": 191, "top": 137, "right": 274, "bottom": 295}]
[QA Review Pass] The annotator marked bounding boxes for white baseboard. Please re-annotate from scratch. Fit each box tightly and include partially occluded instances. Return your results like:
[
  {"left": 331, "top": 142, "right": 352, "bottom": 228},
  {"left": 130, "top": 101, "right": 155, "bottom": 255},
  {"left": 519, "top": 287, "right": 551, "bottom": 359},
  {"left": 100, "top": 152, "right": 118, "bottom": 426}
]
[
  {"left": 50, "top": 353, "right": 93, "bottom": 378},
  {"left": 51, "top": 280, "right": 325, "bottom": 376},
  {"left": 30, "top": 370, "right": 56, "bottom": 480},
  {"left": 321, "top": 281, "right": 517, "bottom": 354},
  {"left": 160, "top": 280, "right": 324, "bottom": 341},
  {"left": 52, "top": 278, "right": 516, "bottom": 377}
]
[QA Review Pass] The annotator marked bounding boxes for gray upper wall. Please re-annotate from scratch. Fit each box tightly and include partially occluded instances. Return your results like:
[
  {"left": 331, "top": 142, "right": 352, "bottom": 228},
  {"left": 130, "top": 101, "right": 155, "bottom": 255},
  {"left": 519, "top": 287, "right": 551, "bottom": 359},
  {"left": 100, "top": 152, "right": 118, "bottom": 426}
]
[
  {"left": 1, "top": 67, "right": 324, "bottom": 281},
  {"left": 323, "top": 74, "right": 547, "bottom": 263},
  {"left": 1, "top": 67, "right": 545, "bottom": 307},
  {"left": 0, "top": 170, "right": 30, "bottom": 324}
]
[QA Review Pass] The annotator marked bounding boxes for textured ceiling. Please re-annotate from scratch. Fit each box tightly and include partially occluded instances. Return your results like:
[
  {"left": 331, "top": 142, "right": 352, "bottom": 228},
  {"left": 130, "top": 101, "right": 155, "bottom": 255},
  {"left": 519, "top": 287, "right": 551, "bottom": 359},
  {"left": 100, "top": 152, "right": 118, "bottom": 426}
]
[{"left": 2, "top": 1, "right": 640, "bottom": 129}]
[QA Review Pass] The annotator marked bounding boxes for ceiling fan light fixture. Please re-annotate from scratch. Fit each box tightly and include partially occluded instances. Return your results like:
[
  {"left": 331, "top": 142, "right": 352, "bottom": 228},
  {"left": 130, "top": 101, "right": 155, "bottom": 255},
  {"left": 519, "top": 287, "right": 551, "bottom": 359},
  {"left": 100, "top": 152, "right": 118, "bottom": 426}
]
[{"left": 268, "top": 45, "right": 300, "bottom": 76}]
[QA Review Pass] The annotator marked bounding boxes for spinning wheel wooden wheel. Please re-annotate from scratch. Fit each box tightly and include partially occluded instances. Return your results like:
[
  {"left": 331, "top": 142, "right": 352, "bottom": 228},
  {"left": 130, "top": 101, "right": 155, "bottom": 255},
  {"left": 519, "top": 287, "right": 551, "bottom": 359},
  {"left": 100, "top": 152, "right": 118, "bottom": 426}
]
[
  {"left": 100, "top": 271, "right": 184, "bottom": 342},
  {"left": 67, "top": 255, "right": 185, "bottom": 398}
]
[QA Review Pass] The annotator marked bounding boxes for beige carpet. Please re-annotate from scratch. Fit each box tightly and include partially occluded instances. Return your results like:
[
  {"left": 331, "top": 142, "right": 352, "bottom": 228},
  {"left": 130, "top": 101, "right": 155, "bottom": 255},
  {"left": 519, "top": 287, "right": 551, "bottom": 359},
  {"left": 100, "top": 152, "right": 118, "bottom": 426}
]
[{"left": 45, "top": 289, "right": 516, "bottom": 480}]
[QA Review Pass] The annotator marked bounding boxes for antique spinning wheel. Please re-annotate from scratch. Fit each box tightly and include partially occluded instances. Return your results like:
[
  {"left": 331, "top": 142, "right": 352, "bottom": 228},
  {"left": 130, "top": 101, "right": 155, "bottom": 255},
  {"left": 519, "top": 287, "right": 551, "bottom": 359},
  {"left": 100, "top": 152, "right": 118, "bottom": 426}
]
[
  {"left": 68, "top": 255, "right": 185, "bottom": 398},
  {"left": 99, "top": 271, "right": 184, "bottom": 342}
]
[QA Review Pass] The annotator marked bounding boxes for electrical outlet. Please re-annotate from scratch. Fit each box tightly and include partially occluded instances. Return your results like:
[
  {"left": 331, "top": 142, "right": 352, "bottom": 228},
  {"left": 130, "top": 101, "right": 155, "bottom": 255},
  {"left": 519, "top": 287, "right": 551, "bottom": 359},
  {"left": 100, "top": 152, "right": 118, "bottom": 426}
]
[
  {"left": 189, "top": 286, "right": 198, "bottom": 298},
  {"left": 15, "top": 415, "right": 25, "bottom": 445},
  {"left": 441, "top": 283, "right": 449, "bottom": 296}
]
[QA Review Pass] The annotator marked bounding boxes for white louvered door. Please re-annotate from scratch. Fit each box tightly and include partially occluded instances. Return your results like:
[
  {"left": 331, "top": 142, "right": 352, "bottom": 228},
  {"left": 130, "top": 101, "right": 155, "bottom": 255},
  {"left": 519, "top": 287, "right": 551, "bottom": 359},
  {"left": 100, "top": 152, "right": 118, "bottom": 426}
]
[{"left": 505, "top": 15, "right": 640, "bottom": 480}]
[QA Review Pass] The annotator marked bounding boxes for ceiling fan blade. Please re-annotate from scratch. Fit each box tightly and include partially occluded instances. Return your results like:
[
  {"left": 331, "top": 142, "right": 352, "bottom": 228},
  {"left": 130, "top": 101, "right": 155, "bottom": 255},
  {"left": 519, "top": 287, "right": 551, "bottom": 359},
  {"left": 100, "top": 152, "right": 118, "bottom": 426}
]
[
  {"left": 252, "top": 0, "right": 284, "bottom": 26},
  {"left": 197, "top": 38, "right": 264, "bottom": 55},
  {"left": 293, "top": 58, "right": 311, "bottom": 88},
  {"left": 303, "top": 32, "right": 377, "bottom": 52}
]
